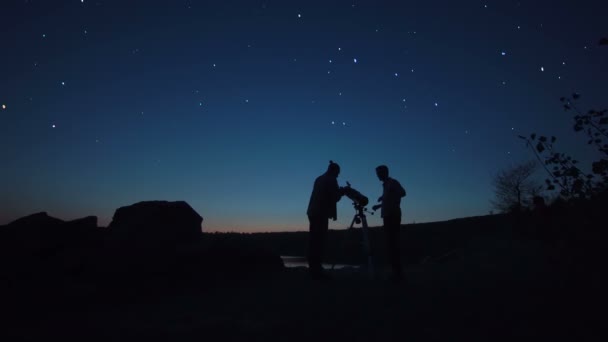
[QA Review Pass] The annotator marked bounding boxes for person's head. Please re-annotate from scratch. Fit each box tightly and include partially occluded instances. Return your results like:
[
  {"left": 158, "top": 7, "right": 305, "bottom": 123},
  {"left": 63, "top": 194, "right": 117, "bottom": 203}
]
[
  {"left": 327, "top": 160, "right": 340, "bottom": 178},
  {"left": 375, "top": 165, "right": 389, "bottom": 181}
]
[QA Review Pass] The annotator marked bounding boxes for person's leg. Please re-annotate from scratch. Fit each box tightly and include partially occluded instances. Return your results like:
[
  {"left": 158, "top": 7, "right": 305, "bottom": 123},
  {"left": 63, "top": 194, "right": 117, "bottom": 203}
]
[
  {"left": 385, "top": 213, "right": 403, "bottom": 279},
  {"left": 308, "top": 215, "right": 328, "bottom": 275}
]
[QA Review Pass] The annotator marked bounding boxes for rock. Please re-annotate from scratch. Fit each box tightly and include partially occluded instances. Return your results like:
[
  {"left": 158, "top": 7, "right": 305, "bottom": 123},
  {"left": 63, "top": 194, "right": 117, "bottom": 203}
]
[
  {"left": 108, "top": 201, "right": 203, "bottom": 244},
  {"left": 0, "top": 213, "right": 101, "bottom": 277},
  {"left": 6, "top": 212, "right": 64, "bottom": 229}
]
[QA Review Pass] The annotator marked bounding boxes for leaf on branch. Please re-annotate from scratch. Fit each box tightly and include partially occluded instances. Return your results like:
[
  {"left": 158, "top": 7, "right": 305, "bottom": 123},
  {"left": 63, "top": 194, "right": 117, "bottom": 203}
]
[
  {"left": 572, "top": 93, "right": 580, "bottom": 100},
  {"left": 531, "top": 133, "right": 536, "bottom": 140},
  {"left": 536, "top": 142, "right": 545, "bottom": 153},
  {"left": 551, "top": 136, "right": 556, "bottom": 143},
  {"left": 560, "top": 97, "right": 566, "bottom": 102},
  {"left": 600, "top": 117, "right": 608, "bottom": 125},
  {"left": 539, "top": 136, "right": 547, "bottom": 142},
  {"left": 564, "top": 104, "right": 571, "bottom": 110}
]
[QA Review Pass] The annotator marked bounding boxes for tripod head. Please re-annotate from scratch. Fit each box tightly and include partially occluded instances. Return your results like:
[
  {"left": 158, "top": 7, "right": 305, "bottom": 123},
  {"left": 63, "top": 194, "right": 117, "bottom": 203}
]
[{"left": 341, "top": 182, "right": 372, "bottom": 219}]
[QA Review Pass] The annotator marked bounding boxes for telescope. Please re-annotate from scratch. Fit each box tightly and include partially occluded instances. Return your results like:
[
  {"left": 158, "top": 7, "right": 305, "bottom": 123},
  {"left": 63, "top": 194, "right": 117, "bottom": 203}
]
[{"left": 341, "top": 182, "right": 369, "bottom": 209}]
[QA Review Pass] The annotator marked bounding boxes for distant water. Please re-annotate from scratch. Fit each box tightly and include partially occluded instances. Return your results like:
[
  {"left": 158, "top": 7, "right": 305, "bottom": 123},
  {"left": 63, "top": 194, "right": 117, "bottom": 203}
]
[{"left": 280, "top": 256, "right": 360, "bottom": 270}]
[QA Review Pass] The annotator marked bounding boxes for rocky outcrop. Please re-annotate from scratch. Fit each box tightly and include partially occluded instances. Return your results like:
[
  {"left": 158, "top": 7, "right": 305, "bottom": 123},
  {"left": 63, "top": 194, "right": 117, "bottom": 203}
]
[{"left": 108, "top": 201, "right": 203, "bottom": 243}]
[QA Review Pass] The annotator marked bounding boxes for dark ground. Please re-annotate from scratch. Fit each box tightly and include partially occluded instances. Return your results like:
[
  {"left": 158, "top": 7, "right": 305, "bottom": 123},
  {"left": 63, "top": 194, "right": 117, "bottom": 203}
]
[{"left": 1, "top": 212, "right": 605, "bottom": 341}]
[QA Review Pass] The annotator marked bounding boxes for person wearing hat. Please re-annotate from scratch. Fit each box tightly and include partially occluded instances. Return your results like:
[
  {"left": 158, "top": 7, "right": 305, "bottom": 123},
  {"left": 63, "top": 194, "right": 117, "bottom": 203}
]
[{"left": 306, "top": 160, "right": 345, "bottom": 279}]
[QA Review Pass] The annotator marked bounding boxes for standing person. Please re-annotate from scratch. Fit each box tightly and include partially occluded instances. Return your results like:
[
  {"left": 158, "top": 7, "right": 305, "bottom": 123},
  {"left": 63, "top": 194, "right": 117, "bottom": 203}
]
[
  {"left": 307, "top": 161, "right": 344, "bottom": 279},
  {"left": 372, "top": 165, "right": 406, "bottom": 281}
]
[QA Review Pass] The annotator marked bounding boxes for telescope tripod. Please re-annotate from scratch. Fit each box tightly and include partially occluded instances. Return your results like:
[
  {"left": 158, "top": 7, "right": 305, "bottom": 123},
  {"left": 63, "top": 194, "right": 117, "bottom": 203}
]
[{"left": 349, "top": 203, "right": 374, "bottom": 278}]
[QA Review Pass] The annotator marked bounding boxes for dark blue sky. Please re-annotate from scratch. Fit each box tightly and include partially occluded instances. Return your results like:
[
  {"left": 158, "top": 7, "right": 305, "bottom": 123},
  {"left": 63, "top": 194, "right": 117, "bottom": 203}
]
[{"left": 1, "top": 0, "right": 607, "bottom": 231}]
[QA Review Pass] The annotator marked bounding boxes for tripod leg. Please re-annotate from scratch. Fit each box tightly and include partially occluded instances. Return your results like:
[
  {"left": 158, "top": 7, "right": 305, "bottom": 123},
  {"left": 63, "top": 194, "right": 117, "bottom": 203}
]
[
  {"left": 349, "top": 214, "right": 357, "bottom": 229},
  {"left": 333, "top": 214, "right": 359, "bottom": 270},
  {"left": 360, "top": 214, "right": 374, "bottom": 278}
]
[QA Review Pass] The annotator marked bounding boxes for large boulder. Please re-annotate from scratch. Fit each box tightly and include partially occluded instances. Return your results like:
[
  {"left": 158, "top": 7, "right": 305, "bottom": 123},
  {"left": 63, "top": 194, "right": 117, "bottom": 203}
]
[
  {"left": 6, "top": 212, "right": 64, "bottom": 229},
  {"left": 0, "top": 213, "right": 101, "bottom": 277},
  {"left": 108, "top": 201, "right": 203, "bottom": 244}
]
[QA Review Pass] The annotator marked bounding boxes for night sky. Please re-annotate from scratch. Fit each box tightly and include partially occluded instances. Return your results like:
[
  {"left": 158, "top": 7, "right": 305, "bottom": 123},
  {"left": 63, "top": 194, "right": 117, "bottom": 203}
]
[{"left": 1, "top": 0, "right": 607, "bottom": 232}]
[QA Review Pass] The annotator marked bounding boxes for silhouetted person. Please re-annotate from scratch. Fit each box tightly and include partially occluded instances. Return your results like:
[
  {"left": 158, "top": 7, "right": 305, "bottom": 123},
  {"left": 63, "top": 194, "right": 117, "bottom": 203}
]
[
  {"left": 307, "top": 160, "right": 344, "bottom": 279},
  {"left": 372, "top": 165, "right": 406, "bottom": 281}
]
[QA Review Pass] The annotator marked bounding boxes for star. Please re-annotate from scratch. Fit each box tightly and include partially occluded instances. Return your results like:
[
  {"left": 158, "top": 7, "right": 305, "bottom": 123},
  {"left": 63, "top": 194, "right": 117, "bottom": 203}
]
[
  {"left": 434, "top": 102, "right": 438, "bottom": 107},
  {"left": 42, "top": 34, "right": 46, "bottom": 38},
  {"left": 411, "top": 68, "right": 414, "bottom": 73},
  {"left": 540, "top": 66, "right": 544, "bottom": 72},
  {"left": 213, "top": 63, "right": 216, "bottom": 67},
  {"left": 61, "top": 81, "right": 65, "bottom": 86},
  {"left": 394, "top": 72, "right": 399, "bottom": 77},
  {"left": 1, "top": 104, "right": 6, "bottom": 110},
  {"left": 52, "top": 124, "right": 56, "bottom": 128},
  {"left": 331, "top": 121, "right": 335, "bottom": 125},
  {"left": 501, "top": 51, "right": 506, "bottom": 56},
  {"left": 297, "top": 13, "right": 301, "bottom": 18},
  {"left": 353, "top": 58, "right": 357, "bottom": 63}
]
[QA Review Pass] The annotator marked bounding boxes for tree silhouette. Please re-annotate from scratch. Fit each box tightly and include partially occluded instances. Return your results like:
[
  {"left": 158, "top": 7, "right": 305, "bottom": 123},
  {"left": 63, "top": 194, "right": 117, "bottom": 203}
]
[
  {"left": 519, "top": 92, "right": 608, "bottom": 199},
  {"left": 518, "top": 39, "right": 608, "bottom": 199},
  {"left": 491, "top": 161, "right": 542, "bottom": 212}
]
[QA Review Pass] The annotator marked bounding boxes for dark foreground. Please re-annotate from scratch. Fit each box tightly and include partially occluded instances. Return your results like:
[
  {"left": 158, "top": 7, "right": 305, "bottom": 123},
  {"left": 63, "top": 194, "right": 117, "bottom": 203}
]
[{"left": 2, "top": 224, "right": 603, "bottom": 342}]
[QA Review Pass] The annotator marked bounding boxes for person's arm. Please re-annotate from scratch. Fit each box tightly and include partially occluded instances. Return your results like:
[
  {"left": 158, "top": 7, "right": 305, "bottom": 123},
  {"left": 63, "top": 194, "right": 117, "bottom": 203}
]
[
  {"left": 332, "top": 178, "right": 343, "bottom": 203},
  {"left": 398, "top": 181, "right": 406, "bottom": 198}
]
